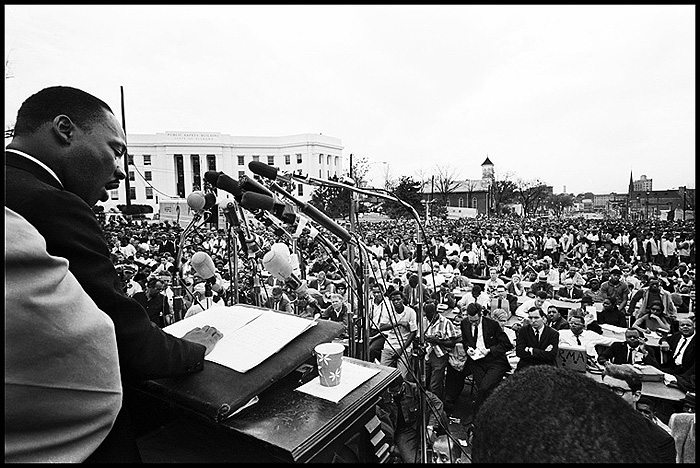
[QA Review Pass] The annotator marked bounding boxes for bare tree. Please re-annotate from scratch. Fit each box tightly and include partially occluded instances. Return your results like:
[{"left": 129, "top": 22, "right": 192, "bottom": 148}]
[
  {"left": 515, "top": 178, "right": 550, "bottom": 217},
  {"left": 433, "top": 164, "right": 462, "bottom": 205},
  {"left": 491, "top": 170, "right": 518, "bottom": 215}
]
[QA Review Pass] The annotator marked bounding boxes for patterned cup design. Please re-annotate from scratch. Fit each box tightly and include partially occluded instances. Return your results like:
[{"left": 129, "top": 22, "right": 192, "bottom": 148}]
[{"left": 314, "top": 342, "right": 345, "bottom": 387}]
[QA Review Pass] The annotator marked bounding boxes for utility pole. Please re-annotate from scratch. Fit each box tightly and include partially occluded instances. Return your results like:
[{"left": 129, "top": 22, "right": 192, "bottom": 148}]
[{"left": 121, "top": 86, "right": 131, "bottom": 213}]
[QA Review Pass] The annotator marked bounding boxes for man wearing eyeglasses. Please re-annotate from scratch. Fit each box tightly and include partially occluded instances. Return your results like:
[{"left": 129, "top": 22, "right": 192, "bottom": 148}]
[{"left": 601, "top": 364, "right": 676, "bottom": 463}]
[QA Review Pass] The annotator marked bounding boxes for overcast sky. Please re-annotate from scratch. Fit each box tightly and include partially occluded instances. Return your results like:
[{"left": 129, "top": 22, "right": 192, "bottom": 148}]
[{"left": 5, "top": 5, "right": 695, "bottom": 195}]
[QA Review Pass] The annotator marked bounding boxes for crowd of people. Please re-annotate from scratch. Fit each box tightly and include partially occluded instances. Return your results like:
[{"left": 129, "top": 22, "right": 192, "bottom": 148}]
[
  {"left": 5, "top": 84, "right": 696, "bottom": 463},
  {"left": 101, "top": 205, "right": 697, "bottom": 463}
]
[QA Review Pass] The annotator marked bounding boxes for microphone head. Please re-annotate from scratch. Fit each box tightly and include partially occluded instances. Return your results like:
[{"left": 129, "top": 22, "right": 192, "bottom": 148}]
[
  {"left": 187, "top": 191, "right": 206, "bottom": 211},
  {"left": 239, "top": 174, "right": 273, "bottom": 197},
  {"left": 191, "top": 251, "right": 217, "bottom": 280},
  {"left": 262, "top": 249, "right": 293, "bottom": 281},
  {"left": 203, "top": 192, "right": 217, "bottom": 210},
  {"left": 340, "top": 176, "right": 356, "bottom": 186},
  {"left": 204, "top": 170, "right": 221, "bottom": 187},
  {"left": 241, "top": 191, "right": 276, "bottom": 212},
  {"left": 249, "top": 160, "right": 278, "bottom": 181},
  {"left": 216, "top": 173, "right": 243, "bottom": 201}
]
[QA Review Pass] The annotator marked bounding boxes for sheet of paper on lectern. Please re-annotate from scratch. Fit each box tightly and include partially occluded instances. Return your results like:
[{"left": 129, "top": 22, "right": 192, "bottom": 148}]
[
  {"left": 163, "top": 305, "right": 316, "bottom": 373},
  {"left": 295, "top": 360, "right": 380, "bottom": 403}
]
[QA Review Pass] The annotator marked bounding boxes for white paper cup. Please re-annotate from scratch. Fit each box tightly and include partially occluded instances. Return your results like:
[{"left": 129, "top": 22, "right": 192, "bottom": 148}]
[{"left": 314, "top": 342, "right": 345, "bottom": 387}]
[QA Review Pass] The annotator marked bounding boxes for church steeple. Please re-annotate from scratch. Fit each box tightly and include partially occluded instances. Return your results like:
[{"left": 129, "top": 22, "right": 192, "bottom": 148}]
[{"left": 628, "top": 170, "right": 634, "bottom": 195}]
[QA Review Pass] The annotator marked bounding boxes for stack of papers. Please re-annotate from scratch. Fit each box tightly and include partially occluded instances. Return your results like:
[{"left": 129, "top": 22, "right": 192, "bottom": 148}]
[{"left": 295, "top": 360, "right": 380, "bottom": 403}]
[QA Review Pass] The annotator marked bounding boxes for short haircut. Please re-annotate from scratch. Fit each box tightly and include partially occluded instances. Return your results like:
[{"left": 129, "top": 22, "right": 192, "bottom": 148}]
[
  {"left": 471, "top": 285, "right": 482, "bottom": 294},
  {"left": 466, "top": 303, "right": 483, "bottom": 316},
  {"left": 536, "top": 291, "right": 548, "bottom": 300},
  {"left": 527, "top": 306, "right": 544, "bottom": 317},
  {"left": 388, "top": 289, "right": 404, "bottom": 300},
  {"left": 13, "top": 86, "right": 113, "bottom": 136},
  {"left": 603, "top": 363, "right": 642, "bottom": 393},
  {"left": 491, "top": 308, "right": 509, "bottom": 321},
  {"left": 473, "top": 365, "right": 667, "bottom": 463},
  {"left": 422, "top": 302, "right": 436, "bottom": 315}
]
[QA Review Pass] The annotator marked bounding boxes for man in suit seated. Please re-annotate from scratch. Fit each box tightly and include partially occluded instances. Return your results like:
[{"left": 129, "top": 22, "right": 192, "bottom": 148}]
[
  {"left": 555, "top": 278, "right": 584, "bottom": 301},
  {"left": 546, "top": 305, "right": 570, "bottom": 331},
  {"left": 597, "top": 327, "right": 660, "bottom": 367},
  {"left": 515, "top": 306, "right": 559, "bottom": 371},
  {"left": 460, "top": 303, "right": 513, "bottom": 415},
  {"left": 658, "top": 317, "right": 695, "bottom": 392}
]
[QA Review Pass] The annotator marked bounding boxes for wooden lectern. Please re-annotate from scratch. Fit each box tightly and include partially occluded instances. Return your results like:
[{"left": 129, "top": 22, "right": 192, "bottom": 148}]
[{"left": 127, "top": 313, "right": 400, "bottom": 463}]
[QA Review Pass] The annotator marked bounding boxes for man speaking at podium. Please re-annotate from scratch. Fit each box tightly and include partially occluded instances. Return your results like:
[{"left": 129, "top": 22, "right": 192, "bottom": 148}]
[{"left": 5, "top": 86, "right": 223, "bottom": 462}]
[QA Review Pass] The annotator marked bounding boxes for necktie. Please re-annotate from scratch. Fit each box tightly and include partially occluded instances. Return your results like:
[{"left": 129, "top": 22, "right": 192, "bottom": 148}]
[
  {"left": 627, "top": 347, "right": 634, "bottom": 364},
  {"left": 535, "top": 329, "right": 540, "bottom": 343},
  {"left": 473, "top": 325, "right": 478, "bottom": 345},
  {"left": 575, "top": 335, "right": 581, "bottom": 346},
  {"left": 673, "top": 337, "right": 688, "bottom": 360}
]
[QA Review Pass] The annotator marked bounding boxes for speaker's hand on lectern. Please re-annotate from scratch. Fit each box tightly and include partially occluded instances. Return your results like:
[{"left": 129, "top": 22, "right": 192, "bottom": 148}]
[{"left": 182, "top": 325, "right": 224, "bottom": 356}]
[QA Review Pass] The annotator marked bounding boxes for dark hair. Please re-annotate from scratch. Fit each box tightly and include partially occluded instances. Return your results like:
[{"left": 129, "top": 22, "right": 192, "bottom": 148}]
[
  {"left": 536, "top": 290, "right": 548, "bottom": 300},
  {"left": 13, "top": 86, "right": 114, "bottom": 136},
  {"left": 649, "top": 301, "right": 664, "bottom": 312},
  {"left": 473, "top": 366, "right": 666, "bottom": 463},
  {"left": 423, "top": 302, "right": 437, "bottom": 315},
  {"left": 603, "top": 363, "right": 642, "bottom": 393},
  {"left": 527, "top": 306, "right": 545, "bottom": 317},
  {"left": 146, "top": 277, "right": 163, "bottom": 289},
  {"left": 466, "top": 302, "right": 483, "bottom": 316}
]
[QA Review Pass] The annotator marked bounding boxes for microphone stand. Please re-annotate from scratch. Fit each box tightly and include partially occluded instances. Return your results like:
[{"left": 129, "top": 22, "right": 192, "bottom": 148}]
[
  {"left": 222, "top": 201, "right": 242, "bottom": 304},
  {"left": 292, "top": 178, "right": 429, "bottom": 464},
  {"left": 172, "top": 209, "right": 209, "bottom": 321}
]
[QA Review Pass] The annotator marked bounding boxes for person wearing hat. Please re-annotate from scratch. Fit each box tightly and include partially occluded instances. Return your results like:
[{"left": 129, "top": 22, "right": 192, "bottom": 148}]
[
  {"left": 528, "top": 270, "right": 554, "bottom": 299},
  {"left": 600, "top": 266, "right": 630, "bottom": 311},
  {"left": 583, "top": 277, "right": 605, "bottom": 304}
]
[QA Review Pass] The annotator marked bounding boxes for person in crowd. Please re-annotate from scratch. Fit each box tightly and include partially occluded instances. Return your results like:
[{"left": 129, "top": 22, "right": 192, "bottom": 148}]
[
  {"left": 514, "top": 291, "right": 553, "bottom": 319},
  {"left": 491, "top": 308, "right": 519, "bottom": 371},
  {"left": 132, "top": 277, "right": 172, "bottom": 328},
  {"left": 528, "top": 270, "right": 554, "bottom": 299},
  {"left": 376, "top": 375, "right": 448, "bottom": 463},
  {"left": 636, "top": 396, "right": 672, "bottom": 435},
  {"left": 597, "top": 327, "right": 660, "bottom": 367},
  {"left": 515, "top": 306, "right": 559, "bottom": 371},
  {"left": 422, "top": 302, "right": 460, "bottom": 402},
  {"left": 658, "top": 317, "right": 695, "bottom": 392},
  {"left": 308, "top": 269, "right": 334, "bottom": 295},
  {"left": 431, "top": 434, "right": 467, "bottom": 464},
  {"left": 5, "top": 207, "right": 122, "bottom": 463},
  {"left": 320, "top": 293, "right": 351, "bottom": 338},
  {"left": 583, "top": 277, "right": 605, "bottom": 303},
  {"left": 264, "top": 285, "right": 293, "bottom": 313},
  {"left": 483, "top": 266, "right": 505, "bottom": 297},
  {"left": 559, "top": 311, "right": 616, "bottom": 360},
  {"left": 600, "top": 266, "right": 630, "bottom": 311},
  {"left": 379, "top": 290, "right": 418, "bottom": 380},
  {"left": 546, "top": 305, "right": 570, "bottom": 331},
  {"left": 460, "top": 303, "right": 513, "bottom": 414},
  {"left": 472, "top": 365, "right": 676, "bottom": 463},
  {"left": 597, "top": 296, "right": 628, "bottom": 328},
  {"left": 4, "top": 85, "right": 223, "bottom": 462},
  {"left": 456, "top": 284, "right": 490, "bottom": 311},
  {"left": 627, "top": 276, "right": 678, "bottom": 319},
  {"left": 555, "top": 278, "right": 584, "bottom": 300},
  {"left": 486, "top": 283, "right": 514, "bottom": 313},
  {"left": 505, "top": 272, "right": 527, "bottom": 297},
  {"left": 600, "top": 364, "right": 676, "bottom": 463},
  {"left": 632, "top": 301, "right": 673, "bottom": 336},
  {"left": 118, "top": 264, "right": 143, "bottom": 297}
]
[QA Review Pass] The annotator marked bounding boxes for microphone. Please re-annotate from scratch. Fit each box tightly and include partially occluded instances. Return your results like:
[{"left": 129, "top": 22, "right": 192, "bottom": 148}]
[
  {"left": 240, "top": 192, "right": 298, "bottom": 225},
  {"left": 239, "top": 174, "right": 274, "bottom": 198},
  {"left": 207, "top": 171, "right": 243, "bottom": 201},
  {"left": 249, "top": 161, "right": 292, "bottom": 184},
  {"left": 191, "top": 251, "right": 222, "bottom": 292},
  {"left": 187, "top": 191, "right": 207, "bottom": 211},
  {"left": 255, "top": 210, "right": 291, "bottom": 238},
  {"left": 203, "top": 192, "right": 217, "bottom": 210},
  {"left": 262, "top": 243, "right": 304, "bottom": 293}
]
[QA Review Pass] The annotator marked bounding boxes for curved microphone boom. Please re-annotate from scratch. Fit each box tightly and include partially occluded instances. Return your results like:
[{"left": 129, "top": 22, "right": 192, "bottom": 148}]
[{"left": 206, "top": 170, "right": 243, "bottom": 201}]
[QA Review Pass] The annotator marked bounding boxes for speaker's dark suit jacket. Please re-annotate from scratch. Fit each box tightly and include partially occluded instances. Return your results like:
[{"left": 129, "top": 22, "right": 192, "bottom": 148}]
[
  {"left": 5, "top": 151, "right": 205, "bottom": 382},
  {"left": 515, "top": 324, "right": 559, "bottom": 371},
  {"left": 598, "top": 341, "right": 660, "bottom": 367}
]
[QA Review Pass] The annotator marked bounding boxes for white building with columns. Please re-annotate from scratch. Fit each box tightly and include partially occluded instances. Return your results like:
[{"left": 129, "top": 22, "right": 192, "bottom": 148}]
[{"left": 105, "top": 131, "right": 344, "bottom": 212}]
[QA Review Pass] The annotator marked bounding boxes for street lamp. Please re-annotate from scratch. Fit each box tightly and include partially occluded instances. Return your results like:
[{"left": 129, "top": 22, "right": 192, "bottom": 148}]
[{"left": 645, "top": 191, "right": 650, "bottom": 219}]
